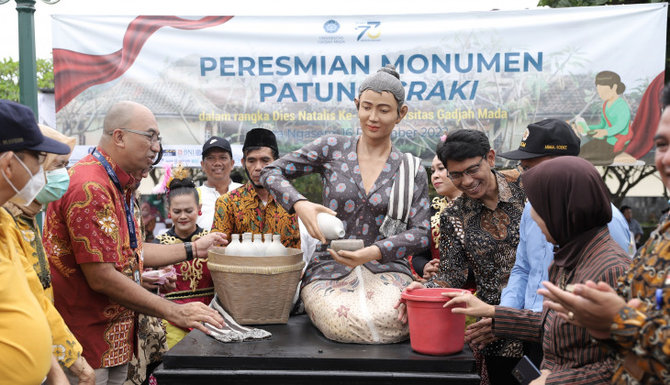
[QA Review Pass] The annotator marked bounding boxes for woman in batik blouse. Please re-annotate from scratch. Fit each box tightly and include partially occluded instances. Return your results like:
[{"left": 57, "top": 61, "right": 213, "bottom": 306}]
[
  {"left": 154, "top": 176, "right": 213, "bottom": 348},
  {"left": 261, "top": 65, "right": 431, "bottom": 344}
]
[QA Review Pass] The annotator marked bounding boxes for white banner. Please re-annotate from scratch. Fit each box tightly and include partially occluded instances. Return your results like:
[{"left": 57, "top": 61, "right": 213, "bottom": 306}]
[
  {"left": 53, "top": 4, "right": 667, "bottom": 166},
  {"left": 68, "top": 144, "right": 244, "bottom": 168}
]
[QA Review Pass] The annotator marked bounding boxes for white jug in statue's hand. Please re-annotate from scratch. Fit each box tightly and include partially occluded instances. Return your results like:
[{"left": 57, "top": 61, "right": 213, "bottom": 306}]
[{"left": 317, "top": 212, "right": 345, "bottom": 240}]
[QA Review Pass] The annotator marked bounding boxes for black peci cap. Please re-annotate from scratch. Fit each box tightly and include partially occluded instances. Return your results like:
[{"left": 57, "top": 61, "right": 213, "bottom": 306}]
[{"left": 243, "top": 128, "right": 278, "bottom": 157}]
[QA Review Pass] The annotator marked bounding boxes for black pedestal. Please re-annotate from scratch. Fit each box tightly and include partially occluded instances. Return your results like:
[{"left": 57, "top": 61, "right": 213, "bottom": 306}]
[{"left": 154, "top": 314, "right": 480, "bottom": 384}]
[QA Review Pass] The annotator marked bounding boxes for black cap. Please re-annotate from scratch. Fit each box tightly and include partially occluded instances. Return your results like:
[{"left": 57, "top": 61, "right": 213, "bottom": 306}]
[
  {"left": 243, "top": 128, "right": 278, "bottom": 157},
  {"left": 499, "top": 119, "right": 580, "bottom": 160},
  {"left": 202, "top": 136, "right": 232, "bottom": 158},
  {"left": 0, "top": 100, "right": 70, "bottom": 155}
]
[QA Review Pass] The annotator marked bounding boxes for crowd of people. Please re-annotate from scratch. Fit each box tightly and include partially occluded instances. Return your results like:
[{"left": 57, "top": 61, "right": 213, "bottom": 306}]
[{"left": 0, "top": 64, "right": 668, "bottom": 385}]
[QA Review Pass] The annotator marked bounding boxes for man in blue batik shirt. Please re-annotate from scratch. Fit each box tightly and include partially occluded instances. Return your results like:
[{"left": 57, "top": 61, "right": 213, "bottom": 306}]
[{"left": 498, "top": 118, "right": 635, "bottom": 366}]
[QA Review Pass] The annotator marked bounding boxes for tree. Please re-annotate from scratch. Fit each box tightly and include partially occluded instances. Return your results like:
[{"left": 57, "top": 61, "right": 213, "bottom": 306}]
[
  {"left": 602, "top": 165, "right": 660, "bottom": 206},
  {"left": 0, "top": 57, "right": 54, "bottom": 102}
]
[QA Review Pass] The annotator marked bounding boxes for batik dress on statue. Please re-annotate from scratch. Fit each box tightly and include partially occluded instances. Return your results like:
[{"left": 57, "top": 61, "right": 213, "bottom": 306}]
[{"left": 262, "top": 135, "right": 430, "bottom": 344}]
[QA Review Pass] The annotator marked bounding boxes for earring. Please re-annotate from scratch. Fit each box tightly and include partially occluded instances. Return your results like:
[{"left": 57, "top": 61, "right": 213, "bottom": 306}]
[
  {"left": 167, "top": 213, "right": 171, "bottom": 219},
  {"left": 198, "top": 210, "right": 202, "bottom": 216}
]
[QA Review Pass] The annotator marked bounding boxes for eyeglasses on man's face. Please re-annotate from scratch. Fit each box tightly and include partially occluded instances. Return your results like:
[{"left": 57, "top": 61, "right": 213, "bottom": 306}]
[
  {"left": 16, "top": 150, "right": 47, "bottom": 164},
  {"left": 121, "top": 128, "right": 162, "bottom": 144},
  {"left": 447, "top": 156, "right": 485, "bottom": 181}
]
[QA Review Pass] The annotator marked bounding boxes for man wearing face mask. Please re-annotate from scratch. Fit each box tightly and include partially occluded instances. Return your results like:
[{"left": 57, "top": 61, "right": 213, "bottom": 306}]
[
  {"left": 0, "top": 99, "right": 80, "bottom": 384},
  {"left": 2, "top": 123, "right": 96, "bottom": 383},
  {"left": 211, "top": 128, "right": 300, "bottom": 248}
]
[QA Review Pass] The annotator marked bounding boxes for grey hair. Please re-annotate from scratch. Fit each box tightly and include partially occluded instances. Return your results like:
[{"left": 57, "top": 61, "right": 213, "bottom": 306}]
[{"left": 358, "top": 64, "right": 405, "bottom": 113}]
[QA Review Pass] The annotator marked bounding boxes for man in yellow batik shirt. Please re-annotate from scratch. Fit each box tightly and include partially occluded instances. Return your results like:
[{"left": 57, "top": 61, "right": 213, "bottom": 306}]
[
  {"left": 0, "top": 99, "right": 80, "bottom": 385},
  {"left": 2, "top": 124, "right": 95, "bottom": 383}
]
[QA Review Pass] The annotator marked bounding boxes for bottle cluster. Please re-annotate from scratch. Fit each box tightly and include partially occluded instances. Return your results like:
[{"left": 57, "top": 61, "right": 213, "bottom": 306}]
[{"left": 225, "top": 233, "right": 288, "bottom": 256}]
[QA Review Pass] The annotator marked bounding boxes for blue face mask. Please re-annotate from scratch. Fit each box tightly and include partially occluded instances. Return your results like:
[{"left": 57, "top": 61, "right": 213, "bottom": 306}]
[{"left": 35, "top": 167, "right": 70, "bottom": 204}]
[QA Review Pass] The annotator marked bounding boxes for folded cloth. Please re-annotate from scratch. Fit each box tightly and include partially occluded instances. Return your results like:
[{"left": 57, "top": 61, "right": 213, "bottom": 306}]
[{"left": 204, "top": 295, "right": 272, "bottom": 343}]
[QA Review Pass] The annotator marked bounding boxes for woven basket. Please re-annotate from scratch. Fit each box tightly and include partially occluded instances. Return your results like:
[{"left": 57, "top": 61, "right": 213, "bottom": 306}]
[{"left": 207, "top": 247, "right": 304, "bottom": 325}]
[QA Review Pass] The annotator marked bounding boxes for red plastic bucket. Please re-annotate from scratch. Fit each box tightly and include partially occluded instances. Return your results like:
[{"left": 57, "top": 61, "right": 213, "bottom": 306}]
[{"left": 401, "top": 288, "right": 466, "bottom": 355}]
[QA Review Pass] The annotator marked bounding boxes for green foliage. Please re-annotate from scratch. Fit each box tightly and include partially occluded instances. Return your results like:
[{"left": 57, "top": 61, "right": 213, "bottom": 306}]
[
  {"left": 292, "top": 173, "right": 323, "bottom": 203},
  {"left": 0, "top": 57, "right": 54, "bottom": 102},
  {"left": 0, "top": 58, "right": 19, "bottom": 101},
  {"left": 36, "top": 58, "right": 54, "bottom": 90}
]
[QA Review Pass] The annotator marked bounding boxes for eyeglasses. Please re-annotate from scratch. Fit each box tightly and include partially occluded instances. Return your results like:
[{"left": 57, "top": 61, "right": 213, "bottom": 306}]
[
  {"left": 17, "top": 150, "right": 47, "bottom": 164},
  {"left": 447, "top": 156, "right": 485, "bottom": 181},
  {"left": 121, "top": 128, "right": 162, "bottom": 144}
]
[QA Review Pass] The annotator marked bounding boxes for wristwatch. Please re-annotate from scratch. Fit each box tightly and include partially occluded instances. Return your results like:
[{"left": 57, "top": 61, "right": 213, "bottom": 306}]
[{"left": 184, "top": 242, "right": 194, "bottom": 261}]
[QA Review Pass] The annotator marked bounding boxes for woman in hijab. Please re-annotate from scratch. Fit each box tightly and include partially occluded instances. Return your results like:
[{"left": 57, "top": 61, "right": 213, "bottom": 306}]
[{"left": 438, "top": 156, "right": 631, "bottom": 385}]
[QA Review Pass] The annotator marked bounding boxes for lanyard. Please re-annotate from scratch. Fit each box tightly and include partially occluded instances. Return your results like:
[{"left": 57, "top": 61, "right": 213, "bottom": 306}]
[
  {"left": 657, "top": 272, "right": 670, "bottom": 310},
  {"left": 92, "top": 150, "right": 138, "bottom": 250}
]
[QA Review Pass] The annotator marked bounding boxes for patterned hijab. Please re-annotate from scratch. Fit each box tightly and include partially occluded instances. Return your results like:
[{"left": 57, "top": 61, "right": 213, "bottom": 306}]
[{"left": 522, "top": 156, "right": 612, "bottom": 268}]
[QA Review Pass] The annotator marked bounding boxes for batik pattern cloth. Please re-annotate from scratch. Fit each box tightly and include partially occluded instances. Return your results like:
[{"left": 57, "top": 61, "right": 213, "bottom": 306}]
[
  {"left": 261, "top": 134, "right": 430, "bottom": 343},
  {"left": 44, "top": 149, "right": 142, "bottom": 369},
  {"left": 4, "top": 203, "right": 83, "bottom": 369},
  {"left": 261, "top": 134, "right": 431, "bottom": 285},
  {"left": 428, "top": 170, "right": 525, "bottom": 358},
  {"left": 605, "top": 219, "right": 670, "bottom": 385},
  {"left": 212, "top": 182, "right": 300, "bottom": 249}
]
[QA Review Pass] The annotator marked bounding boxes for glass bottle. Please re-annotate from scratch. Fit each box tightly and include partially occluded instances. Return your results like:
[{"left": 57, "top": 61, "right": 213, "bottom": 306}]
[
  {"left": 265, "top": 234, "right": 287, "bottom": 256},
  {"left": 225, "top": 233, "right": 242, "bottom": 256}
]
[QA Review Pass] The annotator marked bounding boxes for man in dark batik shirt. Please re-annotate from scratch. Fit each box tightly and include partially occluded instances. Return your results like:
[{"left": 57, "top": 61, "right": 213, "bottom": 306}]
[{"left": 428, "top": 129, "right": 525, "bottom": 385}]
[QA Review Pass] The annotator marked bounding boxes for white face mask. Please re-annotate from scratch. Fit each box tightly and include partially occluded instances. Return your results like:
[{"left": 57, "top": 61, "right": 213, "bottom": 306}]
[{"left": 1, "top": 153, "right": 46, "bottom": 206}]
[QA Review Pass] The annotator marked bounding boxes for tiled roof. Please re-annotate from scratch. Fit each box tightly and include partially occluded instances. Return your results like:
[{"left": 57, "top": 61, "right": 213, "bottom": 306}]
[{"left": 65, "top": 77, "right": 217, "bottom": 117}]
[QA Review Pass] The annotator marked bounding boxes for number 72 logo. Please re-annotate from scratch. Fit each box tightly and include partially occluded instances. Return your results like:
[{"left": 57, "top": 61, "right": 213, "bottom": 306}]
[{"left": 356, "top": 21, "right": 381, "bottom": 41}]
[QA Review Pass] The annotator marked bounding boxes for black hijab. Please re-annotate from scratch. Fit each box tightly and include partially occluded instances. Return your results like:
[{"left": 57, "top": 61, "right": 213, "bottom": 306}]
[{"left": 522, "top": 156, "right": 612, "bottom": 268}]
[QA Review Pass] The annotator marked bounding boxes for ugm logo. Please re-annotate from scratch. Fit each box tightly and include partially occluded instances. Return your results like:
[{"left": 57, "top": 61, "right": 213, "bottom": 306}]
[{"left": 356, "top": 21, "right": 381, "bottom": 41}]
